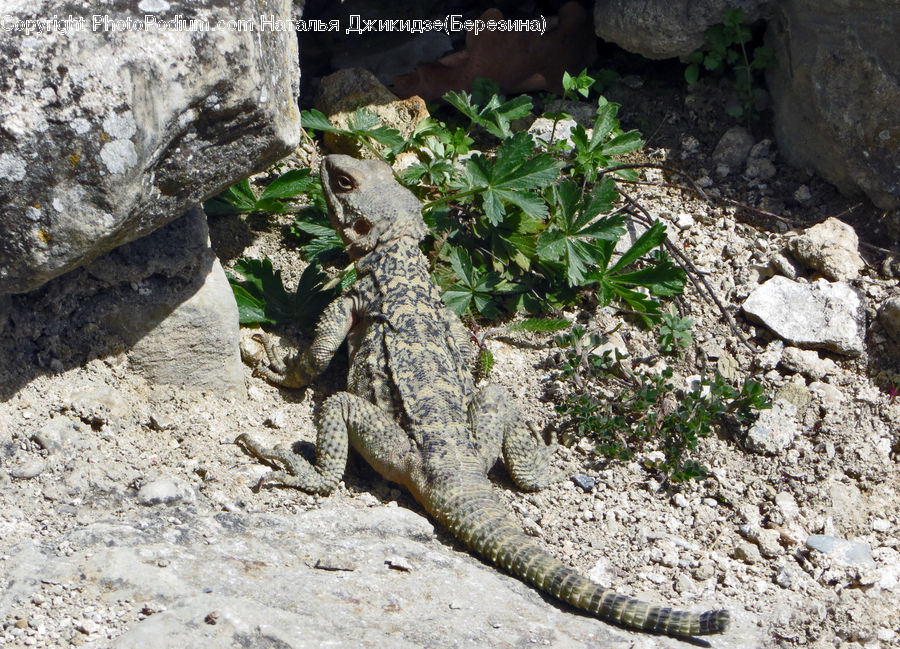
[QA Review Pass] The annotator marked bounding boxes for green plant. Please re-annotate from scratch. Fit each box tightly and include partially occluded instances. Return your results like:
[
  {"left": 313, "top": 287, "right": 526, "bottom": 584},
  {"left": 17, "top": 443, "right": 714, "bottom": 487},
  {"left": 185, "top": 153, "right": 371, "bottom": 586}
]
[
  {"left": 658, "top": 309, "right": 694, "bottom": 354},
  {"left": 554, "top": 326, "right": 769, "bottom": 482},
  {"left": 205, "top": 168, "right": 321, "bottom": 216},
  {"left": 683, "top": 9, "right": 776, "bottom": 120},
  {"left": 227, "top": 258, "right": 339, "bottom": 327},
  {"left": 214, "top": 72, "right": 686, "bottom": 326}
]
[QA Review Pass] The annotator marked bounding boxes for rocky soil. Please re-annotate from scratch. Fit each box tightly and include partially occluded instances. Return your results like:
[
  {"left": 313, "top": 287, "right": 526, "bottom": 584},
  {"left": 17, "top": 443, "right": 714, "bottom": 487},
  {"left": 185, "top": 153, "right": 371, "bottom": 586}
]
[{"left": 2, "top": 66, "right": 899, "bottom": 649}]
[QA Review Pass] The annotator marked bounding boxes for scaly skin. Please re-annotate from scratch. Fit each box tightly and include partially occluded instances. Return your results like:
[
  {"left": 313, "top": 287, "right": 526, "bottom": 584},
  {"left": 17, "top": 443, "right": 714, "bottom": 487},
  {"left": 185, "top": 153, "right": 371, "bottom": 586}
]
[{"left": 237, "top": 154, "right": 729, "bottom": 637}]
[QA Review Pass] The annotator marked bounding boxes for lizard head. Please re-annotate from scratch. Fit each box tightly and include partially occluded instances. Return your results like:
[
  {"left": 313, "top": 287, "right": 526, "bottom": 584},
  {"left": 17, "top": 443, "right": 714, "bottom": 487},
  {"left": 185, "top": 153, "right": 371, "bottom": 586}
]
[{"left": 320, "top": 154, "right": 427, "bottom": 259}]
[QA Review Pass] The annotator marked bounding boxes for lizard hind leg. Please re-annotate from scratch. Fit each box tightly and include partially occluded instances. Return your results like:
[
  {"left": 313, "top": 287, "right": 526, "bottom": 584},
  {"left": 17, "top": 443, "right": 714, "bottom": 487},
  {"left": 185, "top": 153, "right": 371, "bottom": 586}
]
[
  {"left": 235, "top": 429, "right": 347, "bottom": 495},
  {"left": 468, "top": 383, "right": 556, "bottom": 491},
  {"left": 318, "top": 391, "right": 420, "bottom": 489}
]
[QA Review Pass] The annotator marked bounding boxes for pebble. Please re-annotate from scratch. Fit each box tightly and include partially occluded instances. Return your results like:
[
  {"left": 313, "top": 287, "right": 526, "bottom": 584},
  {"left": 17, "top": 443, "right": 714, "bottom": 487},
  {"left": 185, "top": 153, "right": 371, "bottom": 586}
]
[
  {"left": 11, "top": 458, "right": 46, "bottom": 480},
  {"left": 745, "top": 157, "right": 776, "bottom": 180},
  {"left": 674, "top": 574, "right": 694, "bottom": 594},
  {"left": 774, "top": 381, "right": 812, "bottom": 416},
  {"left": 780, "top": 347, "right": 837, "bottom": 380},
  {"left": 879, "top": 296, "right": 900, "bottom": 343},
  {"left": 149, "top": 413, "right": 174, "bottom": 431},
  {"left": 872, "top": 518, "right": 891, "bottom": 533},
  {"left": 733, "top": 541, "right": 763, "bottom": 564},
  {"left": 793, "top": 185, "right": 812, "bottom": 202},
  {"left": 712, "top": 126, "right": 754, "bottom": 168},
  {"left": 527, "top": 117, "right": 581, "bottom": 149},
  {"left": 757, "top": 340, "right": 784, "bottom": 370},
  {"left": 385, "top": 556, "right": 414, "bottom": 572},
  {"left": 809, "top": 381, "right": 844, "bottom": 410},
  {"left": 264, "top": 408, "right": 288, "bottom": 430},
  {"left": 137, "top": 477, "right": 196, "bottom": 506},
  {"left": 745, "top": 399, "right": 798, "bottom": 455},
  {"left": 693, "top": 562, "right": 715, "bottom": 580},
  {"left": 775, "top": 564, "right": 794, "bottom": 589},
  {"left": 32, "top": 417, "right": 81, "bottom": 452},
  {"left": 775, "top": 492, "right": 800, "bottom": 522},
  {"left": 570, "top": 474, "right": 595, "bottom": 492},
  {"left": 675, "top": 212, "right": 694, "bottom": 230},
  {"left": 788, "top": 217, "right": 865, "bottom": 281},
  {"left": 805, "top": 534, "right": 875, "bottom": 568}
]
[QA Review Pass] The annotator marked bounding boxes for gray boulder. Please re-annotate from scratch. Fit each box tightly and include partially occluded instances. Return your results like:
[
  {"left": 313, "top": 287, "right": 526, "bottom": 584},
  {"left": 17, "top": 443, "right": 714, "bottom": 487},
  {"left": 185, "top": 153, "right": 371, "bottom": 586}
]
[
  {"left": 0, "top": 208, "right": 244, "bottom": 397},
  {"left": 0, "top": 0, "right": 301, "bottom": 295},
  {"left": 593, "top": 0, "right": 764, "bottom": 59},
  {"left": 767, "top": 0, "right": 900, "bottom": 210},
  {"left": 0, "top": 505, "right": 760, "bottom": 648}
]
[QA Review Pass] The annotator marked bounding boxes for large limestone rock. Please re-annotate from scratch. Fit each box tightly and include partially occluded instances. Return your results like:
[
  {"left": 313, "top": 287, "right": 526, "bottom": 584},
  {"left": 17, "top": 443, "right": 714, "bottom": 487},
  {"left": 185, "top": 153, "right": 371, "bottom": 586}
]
[
  {"left": 0, "top": 0, "right": 302, "bottom": 295},
  {"left": 767, "top": 0, "right": 900, "bottom": 210},
  {"left": 593, "top": 0, "right": 764, "bottom": 59},
  {"left": 0, "top": 504, "right": 761, "bottom": 648},
  {"left": 0, "top": 208, "right": 244, "bottom": 397}
]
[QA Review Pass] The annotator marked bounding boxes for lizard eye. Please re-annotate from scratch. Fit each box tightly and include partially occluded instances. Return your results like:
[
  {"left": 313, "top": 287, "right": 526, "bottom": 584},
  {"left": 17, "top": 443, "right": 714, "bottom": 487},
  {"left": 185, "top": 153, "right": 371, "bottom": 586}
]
[
  {"left": 352, "top": 219, "right": 371, "bottom": 236},
  {"left": 335, "top": 174, "right": 355, "bottom": 191}
]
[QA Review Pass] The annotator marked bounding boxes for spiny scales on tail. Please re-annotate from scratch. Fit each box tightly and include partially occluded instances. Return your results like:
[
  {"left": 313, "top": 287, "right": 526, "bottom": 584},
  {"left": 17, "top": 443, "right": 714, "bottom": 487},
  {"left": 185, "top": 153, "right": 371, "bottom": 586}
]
[{"left": 236, "top": 154, "right": 730, "bottom": 637}]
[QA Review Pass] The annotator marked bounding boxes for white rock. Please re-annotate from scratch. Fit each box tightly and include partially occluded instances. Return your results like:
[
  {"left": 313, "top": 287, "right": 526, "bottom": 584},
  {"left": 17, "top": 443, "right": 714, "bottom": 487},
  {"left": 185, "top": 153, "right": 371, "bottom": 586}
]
[
  {"left": 527, "top": 117, "right": 583, "bottom": 149},
  {"left": 793, "top": 184, "right": 812, "bottom": 202},
  {"left": 742, "top": 277, "right": 866, "bottom": 356},
  {"left": 745, "top": 399, "right": 799, "bottom": 455},
  {"left": 675, "top": 212, "right": 694, "bottom": 230},
  {"left": 712, "top": 126, "right": 754, "bottom": 168},
  {"left": 758, "top": 340, "right": 785, "bottom": 370},
  {"left": 879, "top": 296, "right": 900, "bottom": 342},
  {"left": 780, "top": 347, "right": 837, "bottom": 380},
  {"left": 137, "top": 477, "right": 196, "bottom": 506},
  {"left": 788, "top": 217, "right": 865, "bottom": 280},
  {"left": 809, "top": 381, "right": 844, "bottom": 409}
]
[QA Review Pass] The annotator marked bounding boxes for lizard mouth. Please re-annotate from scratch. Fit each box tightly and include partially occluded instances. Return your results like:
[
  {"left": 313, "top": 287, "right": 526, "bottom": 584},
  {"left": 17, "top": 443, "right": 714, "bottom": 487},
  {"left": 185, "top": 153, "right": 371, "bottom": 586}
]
[{"left": 352, "top": 219, "right": 372, "bottom": 236}]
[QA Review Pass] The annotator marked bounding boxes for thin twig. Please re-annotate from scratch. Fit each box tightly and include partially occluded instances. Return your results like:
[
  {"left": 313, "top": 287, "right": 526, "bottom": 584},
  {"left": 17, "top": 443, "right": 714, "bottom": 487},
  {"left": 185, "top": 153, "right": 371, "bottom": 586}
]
[{"left": 619, "top": 189, "right": 755, "bottom": 351}]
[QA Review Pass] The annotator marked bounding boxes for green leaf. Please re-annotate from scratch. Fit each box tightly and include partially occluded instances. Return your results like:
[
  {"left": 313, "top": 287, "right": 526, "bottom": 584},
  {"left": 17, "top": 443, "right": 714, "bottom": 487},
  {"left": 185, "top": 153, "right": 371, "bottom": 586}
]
[
  {"left": 259, "top": 168, "right": 321, "bottom": 201},
  {"left": 685, "top": 63, "right": 700, "bottom": 85},
  {"left": 442, "top": 246, "right": 512, "bottom": 317},
  {"left": 607, "top": 220, "right": 668, "bottom": 273},
  {"left": 612, "top": 263, "right": 686, "bottom": 297},
  {"left": 231, "top": 282, "right": 270, "bottom": 324},
  {"left": 204, "top": 178, "right": 258, "bottom": 215},
  {"left": 536, "top": 228, "right": 567, "bottom": 262},
  {"left": 562, "top": 69, "right": 595, "bottom": 98},
  {"left": 443, "top": 84, "right": 533, "bottom": 140},
  {"left": 535, "top": 180, "right": 625, "bottom": 286},
  {"left": 229, "top": 258, "right": 338, "bottom": 328},
  {"left": 507, "top": 318, "right": 572, "bottom": 333},
  {"left": 600, "top": 130, "right": 644, "bottom": 157},
  {"left": 301, "top": 109, "right": 341, "bottom": 133},
  {"left": 457, "top": 132, "right": 557, "bottom": 225}
]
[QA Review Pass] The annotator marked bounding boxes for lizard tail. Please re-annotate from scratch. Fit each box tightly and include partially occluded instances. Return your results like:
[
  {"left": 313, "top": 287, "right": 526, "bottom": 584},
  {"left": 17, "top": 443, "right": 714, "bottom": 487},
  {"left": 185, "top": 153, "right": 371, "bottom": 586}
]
[{"left": 424, "top": 477, "right": 729, "bottom": 637}]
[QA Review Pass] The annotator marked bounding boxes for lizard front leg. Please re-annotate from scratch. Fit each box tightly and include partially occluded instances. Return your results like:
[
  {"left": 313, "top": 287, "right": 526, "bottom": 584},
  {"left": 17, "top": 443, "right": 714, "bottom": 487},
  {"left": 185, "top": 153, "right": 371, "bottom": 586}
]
[
  {"left": 467, "top": 383, "right": 556, "bottom": 491},
  {"left": 249, "top": 294, "right": 356, "bottom": 388}
]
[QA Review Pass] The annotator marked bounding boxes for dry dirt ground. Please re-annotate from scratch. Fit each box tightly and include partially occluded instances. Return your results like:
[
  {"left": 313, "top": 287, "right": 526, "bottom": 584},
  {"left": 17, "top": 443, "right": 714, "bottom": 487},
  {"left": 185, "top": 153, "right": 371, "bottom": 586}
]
[{"left": 1, "top": 69, "right": 899, "bottom": 648}]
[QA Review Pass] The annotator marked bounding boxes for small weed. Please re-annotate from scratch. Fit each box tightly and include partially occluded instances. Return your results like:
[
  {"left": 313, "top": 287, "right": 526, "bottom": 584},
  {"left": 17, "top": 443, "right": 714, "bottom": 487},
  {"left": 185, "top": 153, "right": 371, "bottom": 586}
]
[
  {"left": 658, "top": 309, "right": 693, "bottom": 354},
  {"left": 554, "top": 326, "right": 769, "bottom": 482},
  {"left": 683, "top": 9, "right": 776, "bottom": 121}
]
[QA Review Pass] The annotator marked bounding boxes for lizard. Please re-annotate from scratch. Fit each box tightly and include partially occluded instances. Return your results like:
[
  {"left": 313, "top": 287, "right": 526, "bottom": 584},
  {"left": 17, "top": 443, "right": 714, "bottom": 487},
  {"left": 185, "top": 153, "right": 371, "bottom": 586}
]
[{"left": 235, "top": 153, "right": 730, "bottom": 637}]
